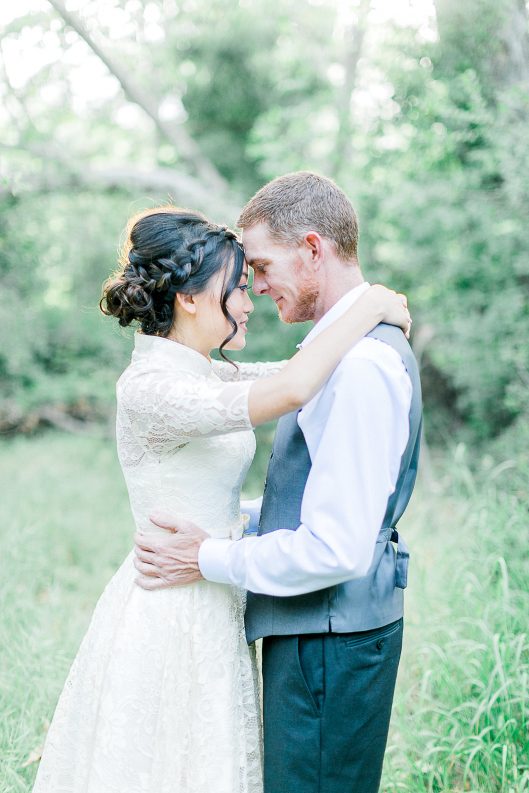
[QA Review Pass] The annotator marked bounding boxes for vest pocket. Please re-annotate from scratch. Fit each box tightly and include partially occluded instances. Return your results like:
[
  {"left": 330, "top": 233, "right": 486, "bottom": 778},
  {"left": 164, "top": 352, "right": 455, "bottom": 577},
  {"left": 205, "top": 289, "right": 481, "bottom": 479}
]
[{"left": 393, "top": 531, "right": 410, "bottom": 589}]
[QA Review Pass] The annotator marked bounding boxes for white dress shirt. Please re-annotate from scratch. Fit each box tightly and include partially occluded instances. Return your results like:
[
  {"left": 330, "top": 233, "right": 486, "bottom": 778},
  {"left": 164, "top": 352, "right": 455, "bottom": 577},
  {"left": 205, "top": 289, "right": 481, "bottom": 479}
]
[{"left": 198, "top": 283, "right": 412, "bottom": 596}]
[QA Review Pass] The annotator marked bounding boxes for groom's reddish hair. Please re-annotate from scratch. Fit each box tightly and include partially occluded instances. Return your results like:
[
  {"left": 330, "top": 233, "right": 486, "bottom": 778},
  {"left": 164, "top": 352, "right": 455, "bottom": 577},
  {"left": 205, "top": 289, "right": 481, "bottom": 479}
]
[{"left": 237, "top": 171, "right": 359, "bottom": 262}]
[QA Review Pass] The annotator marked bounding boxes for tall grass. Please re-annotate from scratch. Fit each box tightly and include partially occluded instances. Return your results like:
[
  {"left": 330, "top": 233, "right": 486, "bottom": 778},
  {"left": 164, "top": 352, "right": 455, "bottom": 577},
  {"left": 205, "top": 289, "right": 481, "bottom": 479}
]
[
  {"left": 383, "top": 434, "right": 529, "bottom": 793},
  {"left": 0, "top": 433, "right": 133, "bottom": 792},
  {"left": 0, "top": 430, "right": 527, "bottom": 792}
]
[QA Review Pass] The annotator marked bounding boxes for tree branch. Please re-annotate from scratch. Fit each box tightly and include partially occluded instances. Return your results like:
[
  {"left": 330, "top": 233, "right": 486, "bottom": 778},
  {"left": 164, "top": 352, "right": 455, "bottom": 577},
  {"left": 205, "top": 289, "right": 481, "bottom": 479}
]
[
  {"left": 0, "top": 142, "right": 241, "bottom": 222},
  {"left": 46, "top": 0, "right": 230, "bottom": 195}
]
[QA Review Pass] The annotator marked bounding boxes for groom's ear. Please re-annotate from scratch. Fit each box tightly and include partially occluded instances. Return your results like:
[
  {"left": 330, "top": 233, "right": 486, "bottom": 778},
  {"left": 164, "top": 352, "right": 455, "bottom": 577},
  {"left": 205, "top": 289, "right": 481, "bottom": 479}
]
[
  {"left": 303, "top": 232, "right": 324, "bottom": 269},
  {"left": 175, "top": 292, "right": 197, "bottom": 315}
]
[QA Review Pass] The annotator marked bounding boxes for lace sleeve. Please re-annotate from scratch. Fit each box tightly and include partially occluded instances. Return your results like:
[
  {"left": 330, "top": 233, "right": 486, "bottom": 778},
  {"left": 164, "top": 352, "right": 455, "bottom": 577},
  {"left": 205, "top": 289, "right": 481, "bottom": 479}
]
[
  {"left": 118, "top": 369, "right": 254, "bottom": 454},
  {"left": 211, "top": 359, "right": 287, "bottom": 381}
]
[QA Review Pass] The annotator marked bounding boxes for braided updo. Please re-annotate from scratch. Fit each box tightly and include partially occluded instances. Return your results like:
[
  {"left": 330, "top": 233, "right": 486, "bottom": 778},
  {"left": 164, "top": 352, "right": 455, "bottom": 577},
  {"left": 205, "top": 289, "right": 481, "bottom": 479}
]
[{"left": 100, "top": 207, "right": 245, "bottom": 358}]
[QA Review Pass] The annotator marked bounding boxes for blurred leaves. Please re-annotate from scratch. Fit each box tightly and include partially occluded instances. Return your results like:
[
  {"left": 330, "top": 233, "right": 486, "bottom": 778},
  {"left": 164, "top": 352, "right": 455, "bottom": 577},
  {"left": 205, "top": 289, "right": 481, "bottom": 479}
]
[{"left": 1, "top": 0, "right": 528, "bottom": 439}]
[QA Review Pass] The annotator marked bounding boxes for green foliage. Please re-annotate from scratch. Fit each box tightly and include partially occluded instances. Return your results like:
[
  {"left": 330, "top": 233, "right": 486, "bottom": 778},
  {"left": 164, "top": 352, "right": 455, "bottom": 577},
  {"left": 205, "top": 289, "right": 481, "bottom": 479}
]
[
  {"left": 352, "top": 28, "right": 529, "bottom": 438},
  {"left": 1, "top": 0, "right": 528, "bottom": 440},
  {"left": 0, "top": 191, "right": 134, "bottom": 422}
]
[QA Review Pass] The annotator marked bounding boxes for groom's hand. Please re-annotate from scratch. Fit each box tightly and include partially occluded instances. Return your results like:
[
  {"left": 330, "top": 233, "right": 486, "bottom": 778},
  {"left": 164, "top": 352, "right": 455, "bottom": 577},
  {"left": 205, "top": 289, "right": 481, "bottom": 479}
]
[{"left": 133, "top": 515, "right": 209, "bottom": 590}]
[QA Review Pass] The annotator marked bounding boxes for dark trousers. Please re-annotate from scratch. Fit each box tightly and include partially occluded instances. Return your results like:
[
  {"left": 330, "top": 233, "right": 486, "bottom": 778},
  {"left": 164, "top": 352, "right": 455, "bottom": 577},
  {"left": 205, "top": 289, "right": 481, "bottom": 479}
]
[{"left": 261, "top": 619, "right": 403, "bottom": 793}]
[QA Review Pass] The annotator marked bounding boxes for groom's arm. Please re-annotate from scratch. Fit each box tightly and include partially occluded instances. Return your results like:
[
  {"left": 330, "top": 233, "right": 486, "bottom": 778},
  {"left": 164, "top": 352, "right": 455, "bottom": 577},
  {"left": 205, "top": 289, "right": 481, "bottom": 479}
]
[{"left": 198, "top": 347, "right": 411, "bottom": 596}]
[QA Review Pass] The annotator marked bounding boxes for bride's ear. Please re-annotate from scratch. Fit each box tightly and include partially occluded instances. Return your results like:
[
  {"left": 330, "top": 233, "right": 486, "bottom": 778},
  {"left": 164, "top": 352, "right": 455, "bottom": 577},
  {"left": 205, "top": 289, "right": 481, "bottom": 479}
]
[{"left": 174, "top": 292, "right": 197, "bottom": 315}]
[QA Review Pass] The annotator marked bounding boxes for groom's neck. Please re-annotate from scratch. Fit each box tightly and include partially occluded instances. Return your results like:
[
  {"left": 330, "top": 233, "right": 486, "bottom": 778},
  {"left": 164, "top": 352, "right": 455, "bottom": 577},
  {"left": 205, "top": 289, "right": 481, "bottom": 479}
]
[{"left": 312, "top": 262, "right": 365, "bottom": 323}]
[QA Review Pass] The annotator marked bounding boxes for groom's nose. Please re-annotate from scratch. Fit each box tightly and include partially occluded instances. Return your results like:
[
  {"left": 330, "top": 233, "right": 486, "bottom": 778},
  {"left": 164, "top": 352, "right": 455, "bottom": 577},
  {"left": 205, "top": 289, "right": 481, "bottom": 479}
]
[{"left": 252, "top": 274, "right": 268, "bottom": 296}]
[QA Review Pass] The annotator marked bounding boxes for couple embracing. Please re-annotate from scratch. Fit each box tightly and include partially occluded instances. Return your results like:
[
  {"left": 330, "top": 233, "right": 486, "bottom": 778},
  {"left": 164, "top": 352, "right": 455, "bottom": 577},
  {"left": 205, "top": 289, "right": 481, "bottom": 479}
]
[{"left": 33, "top": 171, "right": 421, "bottom": 793}]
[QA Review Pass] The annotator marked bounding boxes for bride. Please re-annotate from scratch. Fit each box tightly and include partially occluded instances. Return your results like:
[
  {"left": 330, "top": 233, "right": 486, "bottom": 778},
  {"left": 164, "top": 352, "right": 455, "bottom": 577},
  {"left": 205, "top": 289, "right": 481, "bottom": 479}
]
[{"left": 32, "top": 206, "right": 411, "bottom": 793}]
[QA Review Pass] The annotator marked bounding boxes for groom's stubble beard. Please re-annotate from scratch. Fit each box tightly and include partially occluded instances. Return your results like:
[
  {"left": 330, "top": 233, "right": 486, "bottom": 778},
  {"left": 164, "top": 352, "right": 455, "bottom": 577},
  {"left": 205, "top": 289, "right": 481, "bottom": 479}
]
[{"left": 280, "top": 277, "right": 320, "bottom": 324}]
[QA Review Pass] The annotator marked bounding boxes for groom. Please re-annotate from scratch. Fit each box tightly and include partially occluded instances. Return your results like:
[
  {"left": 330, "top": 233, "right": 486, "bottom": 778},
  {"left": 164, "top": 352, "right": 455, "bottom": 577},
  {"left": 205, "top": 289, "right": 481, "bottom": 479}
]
[{"left": 134, "top": 171, "right": 422, "bottom": 793}]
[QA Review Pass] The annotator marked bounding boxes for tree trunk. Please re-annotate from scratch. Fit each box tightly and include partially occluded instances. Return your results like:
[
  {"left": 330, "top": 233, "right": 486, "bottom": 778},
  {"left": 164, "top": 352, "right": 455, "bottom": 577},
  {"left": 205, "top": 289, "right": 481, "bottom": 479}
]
[{"left": 332, "top": 0, "right": 371, "bottom": 180}]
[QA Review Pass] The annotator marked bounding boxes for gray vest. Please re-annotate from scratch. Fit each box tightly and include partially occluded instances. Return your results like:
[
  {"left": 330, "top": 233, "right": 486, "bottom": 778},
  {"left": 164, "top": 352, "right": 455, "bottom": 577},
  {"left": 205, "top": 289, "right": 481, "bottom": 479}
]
[{"left": 245, "top": 324, "right": 422, "bottom": 644}]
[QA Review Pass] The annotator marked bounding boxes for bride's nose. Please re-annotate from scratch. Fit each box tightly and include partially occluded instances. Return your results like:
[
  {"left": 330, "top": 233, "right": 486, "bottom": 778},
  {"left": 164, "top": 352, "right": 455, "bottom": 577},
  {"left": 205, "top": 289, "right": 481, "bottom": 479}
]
[{"left": 244, "top": 290, "right": 255, "bottom": 312}]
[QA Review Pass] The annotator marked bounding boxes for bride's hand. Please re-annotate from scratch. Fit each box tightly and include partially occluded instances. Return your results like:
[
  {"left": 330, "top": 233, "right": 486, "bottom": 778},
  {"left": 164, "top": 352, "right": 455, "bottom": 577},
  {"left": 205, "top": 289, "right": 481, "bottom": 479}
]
[{"left": 364, "top": 284, "right": 412, "bottom": 338}]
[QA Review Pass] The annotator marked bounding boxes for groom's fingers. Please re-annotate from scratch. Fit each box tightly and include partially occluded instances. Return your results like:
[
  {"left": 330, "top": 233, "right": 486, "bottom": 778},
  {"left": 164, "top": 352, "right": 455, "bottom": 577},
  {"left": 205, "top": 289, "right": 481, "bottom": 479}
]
[
  {"left": 135, "top": 572, "right": 192, "bottom": 590},
  {"left": 149, "top": 514, "right": 181, "bottom": 531},
  {"left": 133, "top": 556, "right": 159, "bottom": 576},
  {"left": 149, "top": 515, "right": 198, "bottom": 533},
  {"left": 134, "top": 532, "right": 172, "bottom": 553},
  {"left": 135, "top": 575, "right": 170, "bottom": 591}
]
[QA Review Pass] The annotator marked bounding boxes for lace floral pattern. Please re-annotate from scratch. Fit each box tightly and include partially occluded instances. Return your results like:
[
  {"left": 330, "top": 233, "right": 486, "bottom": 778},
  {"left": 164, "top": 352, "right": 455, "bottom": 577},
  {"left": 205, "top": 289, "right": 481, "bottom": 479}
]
[
  {"left": 32, "top": 334, "right": 269, "bottom": 793},
  {"left": 211, "top": 359, "right": 286, "bottom": 382}
]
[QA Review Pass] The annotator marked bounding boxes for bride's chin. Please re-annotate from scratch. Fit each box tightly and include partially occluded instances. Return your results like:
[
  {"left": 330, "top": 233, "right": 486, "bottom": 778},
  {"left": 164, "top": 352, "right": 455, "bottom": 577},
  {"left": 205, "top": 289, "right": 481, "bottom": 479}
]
[{"left": 225, "top": 334, "right": 247, "bottom": 351}]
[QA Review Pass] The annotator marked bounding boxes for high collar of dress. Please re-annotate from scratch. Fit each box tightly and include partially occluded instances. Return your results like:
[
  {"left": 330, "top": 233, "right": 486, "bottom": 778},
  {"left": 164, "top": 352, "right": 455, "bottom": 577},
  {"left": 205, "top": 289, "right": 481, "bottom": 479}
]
[
  {"left": 298, "top": 282, "right": 370, "bottom": 349},
  {"left": 132, "top": 333, "right": 212, "bottom": 375}
]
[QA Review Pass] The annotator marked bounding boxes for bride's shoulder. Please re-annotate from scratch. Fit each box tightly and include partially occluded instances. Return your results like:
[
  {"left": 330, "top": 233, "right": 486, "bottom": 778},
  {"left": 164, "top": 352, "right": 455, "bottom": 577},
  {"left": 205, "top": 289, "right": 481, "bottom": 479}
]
[{"left": 117, "top": 361, "right": 205, "bottom": 403}]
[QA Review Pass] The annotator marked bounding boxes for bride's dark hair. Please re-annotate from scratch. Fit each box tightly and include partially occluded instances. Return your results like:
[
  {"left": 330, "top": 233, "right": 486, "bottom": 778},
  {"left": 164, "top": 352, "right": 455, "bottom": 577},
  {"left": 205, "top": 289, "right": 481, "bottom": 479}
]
[{"left": 100, "top": 207, "right": 245, "bottom": 360}]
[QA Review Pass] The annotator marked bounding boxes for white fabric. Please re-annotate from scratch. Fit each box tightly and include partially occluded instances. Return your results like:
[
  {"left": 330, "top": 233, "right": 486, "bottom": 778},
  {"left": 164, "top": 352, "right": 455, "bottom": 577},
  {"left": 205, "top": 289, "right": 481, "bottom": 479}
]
[
  {"left": 199, "top": 284, "right": 413, "bottom": 596},
  {"left": 33, "top": 334, "right": 283, "bottom": 793}
]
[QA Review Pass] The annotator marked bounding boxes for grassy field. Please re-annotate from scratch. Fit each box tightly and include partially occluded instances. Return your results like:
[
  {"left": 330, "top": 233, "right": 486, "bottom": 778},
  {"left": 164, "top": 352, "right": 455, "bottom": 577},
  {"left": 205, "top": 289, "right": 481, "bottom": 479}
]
[{"left": 0, "top": 431, "right": 527, "bottom": 792}]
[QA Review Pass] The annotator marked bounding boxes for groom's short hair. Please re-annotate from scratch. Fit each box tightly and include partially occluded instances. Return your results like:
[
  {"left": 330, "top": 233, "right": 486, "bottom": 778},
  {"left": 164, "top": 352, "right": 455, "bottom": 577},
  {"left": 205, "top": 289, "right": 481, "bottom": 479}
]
[{"left": 237, "top": 171, "right": 359, "bottom": 261}]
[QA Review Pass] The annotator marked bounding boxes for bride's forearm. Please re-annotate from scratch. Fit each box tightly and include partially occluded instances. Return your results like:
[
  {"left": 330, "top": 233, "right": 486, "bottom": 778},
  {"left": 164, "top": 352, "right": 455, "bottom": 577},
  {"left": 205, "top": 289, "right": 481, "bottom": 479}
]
[
  {"left": 248, "top": 292, "right": 385, "bottom": 426},
  {"left": 212, "top": 359, "right": 286, "bottom": 381}
]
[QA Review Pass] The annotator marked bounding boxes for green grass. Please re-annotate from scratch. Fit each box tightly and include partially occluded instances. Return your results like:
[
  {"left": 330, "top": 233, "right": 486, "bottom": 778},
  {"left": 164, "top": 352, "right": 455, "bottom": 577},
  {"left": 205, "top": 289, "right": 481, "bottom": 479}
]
[
  {"left": 382, "top": 438, "right": 529, "bottom": 793},
  {"left": 0, "top": 431, "right": 528, "bottom": 792},
  {"left": 0, "top": 433, "right": 133, "bottom": 793}
]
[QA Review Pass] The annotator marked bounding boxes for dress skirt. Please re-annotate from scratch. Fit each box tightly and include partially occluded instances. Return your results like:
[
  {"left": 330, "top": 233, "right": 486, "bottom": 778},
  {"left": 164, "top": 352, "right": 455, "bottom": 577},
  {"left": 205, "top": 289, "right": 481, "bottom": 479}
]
[{"left": 32, "top": 552, "right": 263, "bottom": 793}]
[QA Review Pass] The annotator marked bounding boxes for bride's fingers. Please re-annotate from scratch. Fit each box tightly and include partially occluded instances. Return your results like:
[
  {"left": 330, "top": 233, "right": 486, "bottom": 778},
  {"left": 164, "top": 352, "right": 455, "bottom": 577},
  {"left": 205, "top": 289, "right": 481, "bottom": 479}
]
[{"left": 398, "top": 292, "right": 408, "bottom": 308}]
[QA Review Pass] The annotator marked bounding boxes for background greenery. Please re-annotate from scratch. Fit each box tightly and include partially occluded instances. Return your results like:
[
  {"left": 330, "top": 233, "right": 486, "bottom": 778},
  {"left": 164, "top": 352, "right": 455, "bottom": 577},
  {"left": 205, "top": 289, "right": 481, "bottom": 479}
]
[{"left": 1, "top": 0, "right": 528, "bottom": 790}]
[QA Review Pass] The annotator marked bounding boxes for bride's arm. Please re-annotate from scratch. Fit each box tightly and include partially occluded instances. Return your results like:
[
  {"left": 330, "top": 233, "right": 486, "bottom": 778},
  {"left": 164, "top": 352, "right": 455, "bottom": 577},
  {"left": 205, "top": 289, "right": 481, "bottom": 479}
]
[
  {"left": 211, "top": 360, "right": 286, "bottom": 381},
  {"left": 120, "top": 285, "right": 408, "bottom": 451},
  {"left": 248, "top": 285, "right": 410, "bottom": 427}
]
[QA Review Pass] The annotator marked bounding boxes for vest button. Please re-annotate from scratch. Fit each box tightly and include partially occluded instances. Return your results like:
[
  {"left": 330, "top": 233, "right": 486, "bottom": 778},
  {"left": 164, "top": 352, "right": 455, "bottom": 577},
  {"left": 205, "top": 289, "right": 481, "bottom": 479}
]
[{"left": 376, "top": 639, "right": 384, "bottom": 651}]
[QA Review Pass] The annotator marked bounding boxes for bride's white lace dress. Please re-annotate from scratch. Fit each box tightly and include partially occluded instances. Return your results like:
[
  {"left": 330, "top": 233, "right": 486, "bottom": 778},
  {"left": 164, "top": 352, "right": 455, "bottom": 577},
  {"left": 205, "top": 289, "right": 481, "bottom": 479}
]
[{"left": 33, "top": 333, "right": 282, "bottom": 793}]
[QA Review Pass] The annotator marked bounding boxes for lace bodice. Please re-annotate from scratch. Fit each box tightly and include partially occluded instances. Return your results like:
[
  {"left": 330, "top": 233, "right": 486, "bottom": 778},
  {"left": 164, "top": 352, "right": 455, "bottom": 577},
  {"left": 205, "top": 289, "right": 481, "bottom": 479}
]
[{"left": 116, "top": 334, "right": 284, "bottom": 541}]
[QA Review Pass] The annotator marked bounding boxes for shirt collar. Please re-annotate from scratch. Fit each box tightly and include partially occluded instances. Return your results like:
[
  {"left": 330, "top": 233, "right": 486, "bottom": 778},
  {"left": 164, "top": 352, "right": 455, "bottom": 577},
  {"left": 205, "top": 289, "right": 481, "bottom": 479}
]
[{"left": 298, "top": 282, "right": 371, "bottom": 349}]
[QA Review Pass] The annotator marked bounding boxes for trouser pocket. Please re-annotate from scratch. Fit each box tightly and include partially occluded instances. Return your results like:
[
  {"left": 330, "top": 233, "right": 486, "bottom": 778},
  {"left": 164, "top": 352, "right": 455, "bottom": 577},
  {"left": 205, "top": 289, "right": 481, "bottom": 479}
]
[{"left": 296, "top": 635, "right": 325, "bottom": 717}]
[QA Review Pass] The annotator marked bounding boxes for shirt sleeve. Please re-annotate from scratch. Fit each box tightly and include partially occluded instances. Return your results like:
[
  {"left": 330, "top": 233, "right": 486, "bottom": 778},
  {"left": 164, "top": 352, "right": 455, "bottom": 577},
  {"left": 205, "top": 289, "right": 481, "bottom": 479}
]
[
  {"left": 118, "top": 368, "right": 254, "bottom": 455},
  {"left": 198, "top": 346, "right": 411, "bottom": 595},
  {"left": 211, "top": 360, "right": 286, "bottom": 381}
]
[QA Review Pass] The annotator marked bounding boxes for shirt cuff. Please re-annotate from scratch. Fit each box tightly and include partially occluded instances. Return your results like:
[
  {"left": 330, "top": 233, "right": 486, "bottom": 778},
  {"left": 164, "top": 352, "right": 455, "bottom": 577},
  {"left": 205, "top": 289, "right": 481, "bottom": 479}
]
[{"left": 198, "top": 537, "right": 235, "bottom": 585}]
